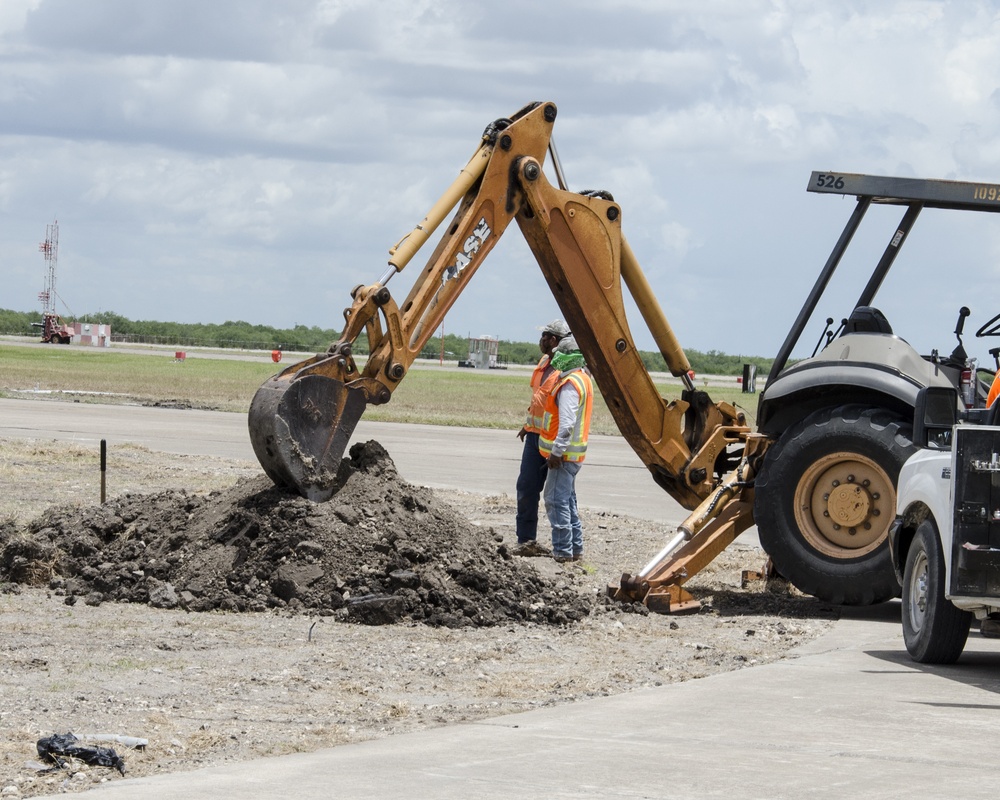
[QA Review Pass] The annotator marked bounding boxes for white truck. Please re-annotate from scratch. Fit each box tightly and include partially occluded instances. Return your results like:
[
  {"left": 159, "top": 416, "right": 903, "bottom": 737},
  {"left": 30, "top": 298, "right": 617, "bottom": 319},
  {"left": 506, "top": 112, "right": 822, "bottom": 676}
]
[{"left": 891, "top": 373, "right": 1000, "bottom": 663}]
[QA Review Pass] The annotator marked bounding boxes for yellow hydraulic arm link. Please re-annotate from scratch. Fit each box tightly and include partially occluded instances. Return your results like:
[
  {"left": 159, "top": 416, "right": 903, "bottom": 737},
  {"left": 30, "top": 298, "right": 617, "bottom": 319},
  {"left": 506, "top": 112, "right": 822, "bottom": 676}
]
[{"left": 248, "top": 101, "right": 764, "bottom": 611}]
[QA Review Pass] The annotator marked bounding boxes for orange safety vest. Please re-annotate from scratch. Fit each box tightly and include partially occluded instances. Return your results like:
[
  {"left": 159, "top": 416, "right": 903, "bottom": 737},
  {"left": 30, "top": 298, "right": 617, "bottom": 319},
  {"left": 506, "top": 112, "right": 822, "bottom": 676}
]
[
  {"left": 539, "top": 369, "right": 593, "bottom": 462},
  {"left": 989, "top": 370, "right": 1000, "bottom": 408},
  {"left": 525, "top": 355, "right": 560, "bottom": 434}
]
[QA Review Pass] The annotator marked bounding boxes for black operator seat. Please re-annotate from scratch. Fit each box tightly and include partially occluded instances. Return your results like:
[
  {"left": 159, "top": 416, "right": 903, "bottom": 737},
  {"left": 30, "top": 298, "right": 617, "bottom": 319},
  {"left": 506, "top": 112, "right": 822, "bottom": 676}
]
[{"left": 842, "top": 306, "right": 893, "bottom": 335}]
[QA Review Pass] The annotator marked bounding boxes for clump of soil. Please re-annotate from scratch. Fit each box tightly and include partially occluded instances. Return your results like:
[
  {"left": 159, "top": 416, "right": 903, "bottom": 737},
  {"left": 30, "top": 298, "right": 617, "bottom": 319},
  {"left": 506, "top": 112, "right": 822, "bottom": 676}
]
[{"left": 0, "top": 441, "right": 592, "bottom": 627}]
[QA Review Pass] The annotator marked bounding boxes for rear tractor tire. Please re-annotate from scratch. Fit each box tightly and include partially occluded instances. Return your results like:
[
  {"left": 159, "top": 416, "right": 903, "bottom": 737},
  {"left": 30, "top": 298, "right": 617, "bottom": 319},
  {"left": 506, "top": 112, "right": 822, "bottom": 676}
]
[{"left": 754, "top": 405, "right": 916, "bottom": 605}]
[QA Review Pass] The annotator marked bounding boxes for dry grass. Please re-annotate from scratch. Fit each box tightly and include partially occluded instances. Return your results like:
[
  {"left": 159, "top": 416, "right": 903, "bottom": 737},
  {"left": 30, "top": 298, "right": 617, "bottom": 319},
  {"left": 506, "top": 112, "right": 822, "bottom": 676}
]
[
  {"left": 0, "top": 343, "right": 759, "bottom": 434},
  {"left": 0, "top": 344, "right": 269, "bottom": 412}
]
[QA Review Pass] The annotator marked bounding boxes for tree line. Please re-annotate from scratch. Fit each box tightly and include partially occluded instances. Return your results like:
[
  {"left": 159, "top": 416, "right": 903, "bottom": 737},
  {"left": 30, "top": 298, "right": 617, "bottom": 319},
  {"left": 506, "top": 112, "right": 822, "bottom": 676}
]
[
  {"left": 0, "top": 308, "right": 339, "bottom": 352},
  {"left": 0, "top": 308, "right": 772, "bottom": 376}
]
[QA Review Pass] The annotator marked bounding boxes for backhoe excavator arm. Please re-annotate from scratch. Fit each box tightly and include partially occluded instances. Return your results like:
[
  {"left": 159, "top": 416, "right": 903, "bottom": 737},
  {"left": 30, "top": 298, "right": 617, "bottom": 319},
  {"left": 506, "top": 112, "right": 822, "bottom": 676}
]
[{"left": 248, "top": 101, "right": 766, "bottom": 612}]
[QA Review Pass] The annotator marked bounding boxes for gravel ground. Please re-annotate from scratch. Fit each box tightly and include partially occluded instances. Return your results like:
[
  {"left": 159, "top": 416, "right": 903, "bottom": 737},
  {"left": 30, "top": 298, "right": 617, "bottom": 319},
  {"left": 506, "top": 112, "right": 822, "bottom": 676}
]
[{"left": 0, "top": 436, "right": 838, "bottom": 797}]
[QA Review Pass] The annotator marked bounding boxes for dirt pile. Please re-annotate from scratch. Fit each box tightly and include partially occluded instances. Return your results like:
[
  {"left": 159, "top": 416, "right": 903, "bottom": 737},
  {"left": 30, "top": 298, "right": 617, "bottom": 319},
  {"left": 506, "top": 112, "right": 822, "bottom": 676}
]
[{"left": 0, "top": 441, "right": 593, "bottom": 627}]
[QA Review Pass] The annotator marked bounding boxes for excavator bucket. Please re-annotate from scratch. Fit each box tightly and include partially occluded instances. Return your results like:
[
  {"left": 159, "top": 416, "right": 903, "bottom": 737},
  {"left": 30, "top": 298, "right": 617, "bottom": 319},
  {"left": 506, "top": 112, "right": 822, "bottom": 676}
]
[{"left": 248, "top": 362, "right": 368, "bottom": 502}]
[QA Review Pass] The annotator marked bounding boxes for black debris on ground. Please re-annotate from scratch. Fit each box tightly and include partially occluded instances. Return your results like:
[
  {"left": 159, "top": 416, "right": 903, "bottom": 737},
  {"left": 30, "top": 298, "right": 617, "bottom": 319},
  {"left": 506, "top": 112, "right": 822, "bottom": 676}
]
[{"left": 36, "top": 733, "right": 126, "bottom": 776}]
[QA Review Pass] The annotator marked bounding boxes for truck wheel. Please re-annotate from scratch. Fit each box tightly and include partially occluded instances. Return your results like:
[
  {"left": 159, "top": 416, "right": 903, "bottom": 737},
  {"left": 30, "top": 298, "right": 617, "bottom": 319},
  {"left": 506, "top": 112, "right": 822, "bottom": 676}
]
[
  {"left": 754, "top": 405, "right": 915, "bottom": 605},
  {"left": 901, "top": 519, "right": 971, "bottom": 664}
]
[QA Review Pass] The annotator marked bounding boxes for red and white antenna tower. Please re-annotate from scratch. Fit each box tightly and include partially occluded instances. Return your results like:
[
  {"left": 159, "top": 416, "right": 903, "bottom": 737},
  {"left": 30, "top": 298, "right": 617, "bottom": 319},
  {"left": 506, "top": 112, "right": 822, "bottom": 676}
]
[{"left": 38, "top": 220, "right": 59, "bottom": 315}]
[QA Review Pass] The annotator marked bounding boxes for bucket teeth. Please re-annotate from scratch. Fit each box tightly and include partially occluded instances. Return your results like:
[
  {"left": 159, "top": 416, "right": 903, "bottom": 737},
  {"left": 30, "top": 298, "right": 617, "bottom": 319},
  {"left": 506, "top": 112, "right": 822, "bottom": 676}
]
[{"left": 248, "top": 373, "right": 367, "bottom": 502}]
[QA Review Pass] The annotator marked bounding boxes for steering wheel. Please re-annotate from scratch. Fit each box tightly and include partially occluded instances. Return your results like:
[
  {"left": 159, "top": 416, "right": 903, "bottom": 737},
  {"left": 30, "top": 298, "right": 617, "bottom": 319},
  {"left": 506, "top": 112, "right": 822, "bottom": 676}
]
[{"left": 976, "top": 311, "right": 1000, "bottom": 338}]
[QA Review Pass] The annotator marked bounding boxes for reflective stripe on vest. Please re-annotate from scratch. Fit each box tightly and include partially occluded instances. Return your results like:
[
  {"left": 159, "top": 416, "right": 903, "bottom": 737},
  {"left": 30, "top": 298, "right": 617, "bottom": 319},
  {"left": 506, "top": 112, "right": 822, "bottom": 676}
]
[
  {"left": 538, "top": 369, "right": 593, "bottom": 462},
  {"left": 525, "top": 355, "right": 559, "bottom": 434}
]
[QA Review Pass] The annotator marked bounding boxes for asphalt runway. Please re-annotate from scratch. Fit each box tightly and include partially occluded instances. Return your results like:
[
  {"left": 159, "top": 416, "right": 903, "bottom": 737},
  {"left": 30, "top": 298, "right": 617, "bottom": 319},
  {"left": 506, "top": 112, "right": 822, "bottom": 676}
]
[{"left": 0, "top": 397, "right": 693, "bottom": 529}]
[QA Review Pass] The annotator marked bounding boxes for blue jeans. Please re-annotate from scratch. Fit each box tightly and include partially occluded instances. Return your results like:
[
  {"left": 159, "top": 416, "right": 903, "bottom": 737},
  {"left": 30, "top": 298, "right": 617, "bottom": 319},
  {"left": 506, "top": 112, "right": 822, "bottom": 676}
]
[
  {"left": 543, "top": 460, "right": 583, "bottom": 558},
  {"left": 515, "top": 433, "right": 548, "bottom": 543}
]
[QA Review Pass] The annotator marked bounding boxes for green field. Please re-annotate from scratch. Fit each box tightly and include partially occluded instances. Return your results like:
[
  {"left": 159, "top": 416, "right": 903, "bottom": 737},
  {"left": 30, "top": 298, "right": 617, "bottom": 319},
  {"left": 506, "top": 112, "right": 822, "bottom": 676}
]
[{"left": 0, "top": 344, "right": 760, "bottom": 435}]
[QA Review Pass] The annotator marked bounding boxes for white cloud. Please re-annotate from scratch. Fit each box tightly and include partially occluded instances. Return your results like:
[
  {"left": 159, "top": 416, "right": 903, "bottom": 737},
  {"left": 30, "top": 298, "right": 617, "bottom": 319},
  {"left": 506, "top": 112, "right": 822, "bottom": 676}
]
[
  {"left": 2, "top": 0, "right": 1000, "bottom": 360},
  {"left": 0, "top": 0, "right": 40, "bottom": 36},
  {"left": 943, "top": 24, "right": 1000, "bottom": 107}
]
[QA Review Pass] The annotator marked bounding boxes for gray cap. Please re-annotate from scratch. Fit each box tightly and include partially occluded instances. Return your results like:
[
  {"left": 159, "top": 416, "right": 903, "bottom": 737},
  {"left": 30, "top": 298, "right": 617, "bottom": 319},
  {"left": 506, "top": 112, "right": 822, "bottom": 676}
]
[
  {"left": 555, "top": 334, "right": 579, "bottom": 354},
  {"left": 540, "top": 319, "right": 570, "bottom": 338}
]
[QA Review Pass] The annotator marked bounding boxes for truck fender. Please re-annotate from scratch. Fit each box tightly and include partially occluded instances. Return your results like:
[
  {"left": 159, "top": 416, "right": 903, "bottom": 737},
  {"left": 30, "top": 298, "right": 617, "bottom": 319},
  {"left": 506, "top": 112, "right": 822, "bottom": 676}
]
[{"left": 890, "top": 448, "right": 952, "bottom": 584}]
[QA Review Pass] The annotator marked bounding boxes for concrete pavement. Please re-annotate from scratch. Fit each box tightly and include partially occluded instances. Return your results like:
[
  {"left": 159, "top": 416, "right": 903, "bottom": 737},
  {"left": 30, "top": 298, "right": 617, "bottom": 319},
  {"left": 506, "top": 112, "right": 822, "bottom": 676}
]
[{"left": 34, "top": 602, "right": 1000, "bottom": 799}]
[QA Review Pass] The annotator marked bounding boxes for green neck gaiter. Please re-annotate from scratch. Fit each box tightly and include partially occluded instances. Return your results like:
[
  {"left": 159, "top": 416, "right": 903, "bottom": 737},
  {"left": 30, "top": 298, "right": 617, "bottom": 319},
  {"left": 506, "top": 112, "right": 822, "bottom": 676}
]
[{"left": 550, "top": 351, "right": 585, "bottom": 372}]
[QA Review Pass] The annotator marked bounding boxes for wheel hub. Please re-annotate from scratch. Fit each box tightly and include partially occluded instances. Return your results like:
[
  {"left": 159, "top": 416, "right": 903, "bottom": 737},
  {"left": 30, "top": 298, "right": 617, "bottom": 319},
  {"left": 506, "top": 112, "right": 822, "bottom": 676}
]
[
  {"left": 908, "top": 551, "right": 929, "bottom": 632},
  {"left": 794, "top": 451, "right": 895, "bottom": 557},
  {"left": 827, "top": 483, "right": 872, "bottom": 528}
]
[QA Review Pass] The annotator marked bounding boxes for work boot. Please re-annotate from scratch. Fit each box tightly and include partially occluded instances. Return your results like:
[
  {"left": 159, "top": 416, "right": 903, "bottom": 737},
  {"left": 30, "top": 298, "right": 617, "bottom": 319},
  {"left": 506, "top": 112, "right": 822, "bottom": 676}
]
[
  {"left": 982, "top": 617, "right": 1000, "bottom": 638},
  {"left": 513, "top": 541, "right": 551, "bottom": 557}
]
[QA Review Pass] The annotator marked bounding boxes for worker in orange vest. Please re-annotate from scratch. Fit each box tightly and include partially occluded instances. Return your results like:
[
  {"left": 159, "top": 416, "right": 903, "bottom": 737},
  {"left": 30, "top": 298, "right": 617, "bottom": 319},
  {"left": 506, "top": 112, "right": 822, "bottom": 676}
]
[
  {"left": 514, "top": 319, "right": 570, "bottom": 556},
  {"left": 538, "top": 335, "right": 594, "bottom": 563}
]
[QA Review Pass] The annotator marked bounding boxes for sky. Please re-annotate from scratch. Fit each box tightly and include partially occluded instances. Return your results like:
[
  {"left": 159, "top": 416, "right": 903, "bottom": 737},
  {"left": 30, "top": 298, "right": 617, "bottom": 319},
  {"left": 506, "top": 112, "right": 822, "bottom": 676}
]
[{"left": 3, "top": 0, "right": 1000, "bottom": 361}]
